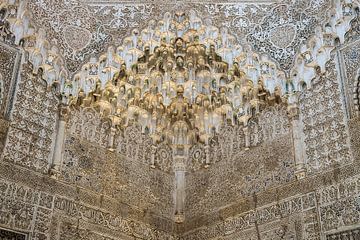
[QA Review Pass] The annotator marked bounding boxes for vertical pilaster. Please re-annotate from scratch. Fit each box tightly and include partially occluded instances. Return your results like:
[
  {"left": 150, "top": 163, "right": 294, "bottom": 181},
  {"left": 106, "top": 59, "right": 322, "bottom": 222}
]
[
  {"left": 150, "top": 145, "right": 157, "bottom": 169},
  {"left": 288, "top": 102, "right": 307, "bottom": 179},
  {"left": 243, "top": 126, "right": 250, "bottom": 150},
  {"left": 204, "top": 144, "right": 210, "bottom": 168},
  {"left": 174, "top": 147, "right": 186, "bottom": 224},
  {"left": 108, "top": 125, "right": 116, "bottom": 152},
  {"left": 49, "top": 104, "right": 69, "bottom": 179}
]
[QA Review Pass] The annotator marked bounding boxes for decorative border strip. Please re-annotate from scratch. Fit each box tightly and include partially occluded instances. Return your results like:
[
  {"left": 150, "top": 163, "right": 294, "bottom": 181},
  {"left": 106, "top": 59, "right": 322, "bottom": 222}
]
[
  {"left": 0, "top": 42, "right": 22, "bottom": 120},
  {"left": 0, "top": 227, "right": 28, "bottom": 240}
]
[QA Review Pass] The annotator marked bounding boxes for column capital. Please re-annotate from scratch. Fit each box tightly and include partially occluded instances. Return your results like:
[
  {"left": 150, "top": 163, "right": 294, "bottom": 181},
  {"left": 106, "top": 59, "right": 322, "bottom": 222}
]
[
  {"left": 174, "top": 214, "right": 185, "bottom": 224},
  {"left": 295, "top": 165, "right": 307, "bottom": 180},
  {"left": 59, "top": 104, "right": 70, "bottom": 122},
  {"left": 287, "top": 103, "right": 300, "bottom": 121},
  {"left": 174, "top": 156, "right": 186, "bottom": 171},
  {"left": 48, "top": 164, "right": 61, "bottom": 179}
]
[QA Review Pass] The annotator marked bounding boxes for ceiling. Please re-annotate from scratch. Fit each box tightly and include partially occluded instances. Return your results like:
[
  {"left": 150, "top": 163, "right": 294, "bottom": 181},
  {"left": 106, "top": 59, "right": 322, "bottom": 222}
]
[{"left": 26, "top": 0, "right": 332, "bottom": 74}]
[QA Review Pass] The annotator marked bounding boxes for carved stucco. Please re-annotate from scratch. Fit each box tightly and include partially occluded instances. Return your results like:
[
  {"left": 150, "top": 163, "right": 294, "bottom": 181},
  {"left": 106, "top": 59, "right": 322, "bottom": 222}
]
[
  {"left": 0, "top": 0, "right": 360, "bottom": 239},
  {"left": 2, "top": 63, "right": 59, "bottom": 173},
  {"left": 0, "top": 42, "right": 21, "bottom": 119},
  {"left": 25, "top": 0, "right": 333, "bottom": 74},
  {"left": 185, "top": 106, "right": 293, "bottom": 220},
  {"left": 178, "top": 15, "right": 360, "bottom": 238},
  {"left": 300, "top": 57, "right": 352, "bottom": 174}
]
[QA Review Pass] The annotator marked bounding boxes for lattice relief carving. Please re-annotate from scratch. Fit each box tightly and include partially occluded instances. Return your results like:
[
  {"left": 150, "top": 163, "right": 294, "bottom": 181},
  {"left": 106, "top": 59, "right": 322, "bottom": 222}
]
[
  {"left": 0, "top": 177, "right": 176, "bottom": 240},
  {"left": 0, "top": 178, "right": 54, "bottom": 240},
  {"left": 0, "top": 42, "right": 21, "bottom": 119},
  {"left": 64, "top": 109, "right": 175, "bottom": 219},
  {"left": 183, "top": 173, "right": 360, "bottom": 239},
  {"left": 341, "top": 13, "right": 360, "bottom": 117},
  {"left": 0, "top": 229, "right": 27, "bottom": 240},
  {"left": 300, "top": 58, "right": 352, "bottom": 174},
  {"left": 185, "top": 107, "right": 294, "bottom": 220},
  {"left": 0, "top": 0, "right": 359, "bottom": 236},
  {"left": 2, "top": 64, "right": 59, "bottom": 173}
]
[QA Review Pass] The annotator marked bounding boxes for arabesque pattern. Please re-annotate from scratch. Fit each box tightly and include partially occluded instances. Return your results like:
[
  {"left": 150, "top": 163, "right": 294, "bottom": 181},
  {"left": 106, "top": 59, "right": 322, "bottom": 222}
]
[{"left": 0, "top": 0, "right": 360, "bottom": 239}]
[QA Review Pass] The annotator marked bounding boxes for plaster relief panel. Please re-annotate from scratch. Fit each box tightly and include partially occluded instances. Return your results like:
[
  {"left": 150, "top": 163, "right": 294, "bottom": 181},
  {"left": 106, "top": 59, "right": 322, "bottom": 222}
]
[
  {"left": 0, "top": 178, "right": 54, "bottom": 239},
  {"left": 26, "top": 0, "right": 332, "bottom": 73},
  {"left": 186, "top": 106, "right": 294, "bottom": 220},
  {"left": 340, "top": 38, "right": 360, "bottom": 117},
  {"left": 300, "top": 58, "right": 352, "bottom": 174},
  {"left": 0, "top": 229, "right": 27, "bottom": 240},
  {"left": 317, "top": 175, "right": 360, "bottom": 235},
  {"left": 0, "top": 42, "right": 21, "bottom": 119},
  {"left": 63, "top": 119, "right": 175, "bottom": 220},
  {"left": 2, "top": 64, "right": 59, "bottom": 173}
]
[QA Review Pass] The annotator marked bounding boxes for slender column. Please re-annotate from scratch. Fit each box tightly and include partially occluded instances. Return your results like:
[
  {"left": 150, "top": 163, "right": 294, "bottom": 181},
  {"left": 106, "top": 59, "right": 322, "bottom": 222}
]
[
  {"left": 108, "top": 125, "right": 116, "bottom": 152},
  {"left": 243, "top": 126, "right": 250, "bottom": 150},
  {"left": 150, "top": 145, "right": 157, "bottom": 169},
  {"left": 204, "top": 144, "right": 210, "bottom": 168},
  {"left": 174, "top": 147, "right": 186, "bottom": 223},
  {"left": 288, "top": 103, "right": 307, "bottom": 179},
  {"left": 49, "top": 104, "right": 69, "bottom": 178}
]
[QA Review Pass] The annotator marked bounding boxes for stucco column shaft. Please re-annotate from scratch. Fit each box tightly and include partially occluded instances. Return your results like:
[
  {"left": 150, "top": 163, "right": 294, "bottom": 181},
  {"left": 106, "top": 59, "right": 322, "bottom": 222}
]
[
  {"left": 289, "top": 104, "right": 307, "bottom": 179},
  {"left": 108, "top": 126, "right": 116, "bottom": 151},
  {"left": 50, "top": 105, "right": 69, "bottom": 178},
  {"left": 243, "top": 126, "right": 250, "bottom": 149},
  {"left": 150, "top": 145, "right": 157, "bottom": 169},
  {"left": 204, "top": 145, "right": 210, "bottom": 168},
  {"left": 174, "top": 155, "right": 186, "bottom": 224}
]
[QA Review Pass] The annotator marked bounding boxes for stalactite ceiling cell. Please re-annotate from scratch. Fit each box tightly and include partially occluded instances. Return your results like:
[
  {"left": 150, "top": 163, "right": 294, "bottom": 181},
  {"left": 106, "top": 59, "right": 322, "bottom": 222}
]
[
  {"left": 69, "top": 11, "right": 286, "bottom": 148},
  {"left": 1, "top": 0, "right": 360, "bottom": 238}
]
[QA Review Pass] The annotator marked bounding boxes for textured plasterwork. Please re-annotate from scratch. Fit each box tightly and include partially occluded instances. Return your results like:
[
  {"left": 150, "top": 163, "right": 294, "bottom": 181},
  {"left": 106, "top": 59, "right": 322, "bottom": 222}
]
[
  {"left": 26, "top": 0, "right": 332, "bottom": 73},
  {"left": 0, "top": 1, "right": 360, "bottom": 239},
  {"left": 181, "top": 192, "right": 320, "bottom": 240},
  {"left": 2, "top": 64, "right": 59, "bottom": 173},
  {"left": 0, "top": 42, "right": 20, "bottom": 154},
  {"left": 0, "top": 173, "right": 177, "bottom": 240},
  {"left": 0, "top": 177, "right": 54, "bottom": 239},
  {"left": 181, "top": 170, "right": 360, "bottom": 240},
  {"left": 185, "top": 105, "right": 294, "bottom": 219},
  {"left": 339, "top": 8, "right": 360, "bottom": 116},
  {"left": 300, "top": 57, "right": 352, "bottom": 174},
  {"left": 0, "top": 42, "right": 21, "bottom": 119},
  {"left": 0, "top": 229, "right": 27, "bottom": 240},
  {"left": 64, "top": 109, "right": 175, "bottom": 219}
]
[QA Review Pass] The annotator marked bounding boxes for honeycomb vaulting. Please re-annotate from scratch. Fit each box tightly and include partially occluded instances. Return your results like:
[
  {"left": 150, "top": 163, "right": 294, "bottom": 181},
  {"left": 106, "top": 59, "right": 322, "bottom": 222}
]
[{"left": 0, "top": 0, "right": 360, "bottom": 239}]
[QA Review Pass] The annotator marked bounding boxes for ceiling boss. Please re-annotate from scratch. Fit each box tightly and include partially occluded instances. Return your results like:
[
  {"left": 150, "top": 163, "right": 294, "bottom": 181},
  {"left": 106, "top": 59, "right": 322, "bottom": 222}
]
[{"left": 69, "top": 10, "right": 288, "bottom": 149}]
